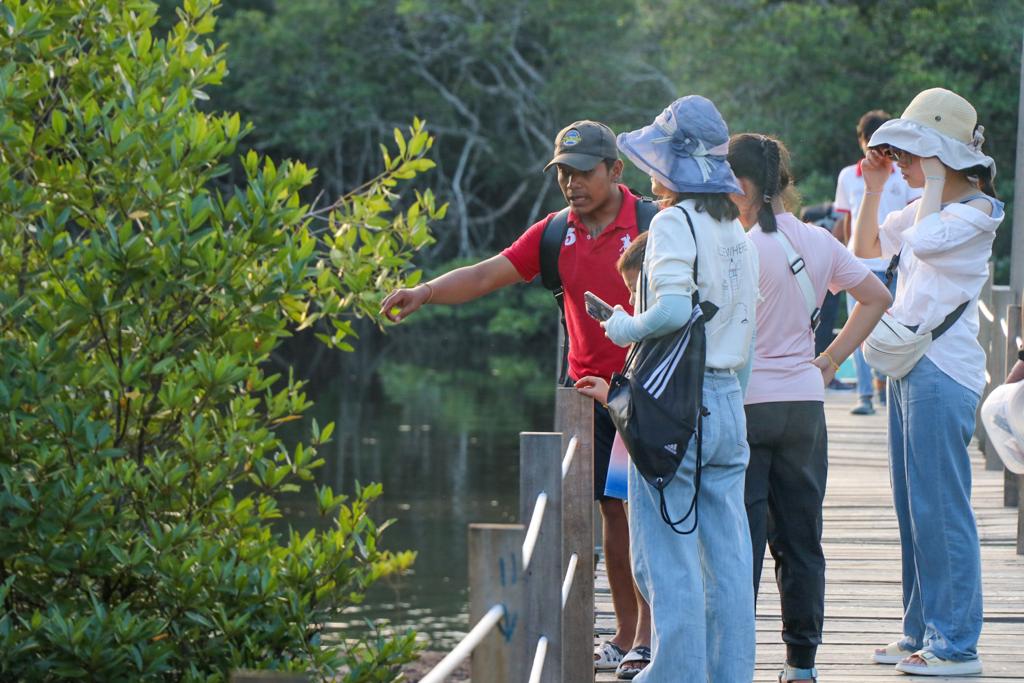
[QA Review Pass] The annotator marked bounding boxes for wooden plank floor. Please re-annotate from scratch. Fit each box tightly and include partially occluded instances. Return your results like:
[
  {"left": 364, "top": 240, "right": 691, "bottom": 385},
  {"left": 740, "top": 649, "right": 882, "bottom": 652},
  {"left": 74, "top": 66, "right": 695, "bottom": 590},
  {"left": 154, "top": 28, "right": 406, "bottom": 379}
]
[{"left": 595, "top": 392, "right": 1024, "bottom": 682}]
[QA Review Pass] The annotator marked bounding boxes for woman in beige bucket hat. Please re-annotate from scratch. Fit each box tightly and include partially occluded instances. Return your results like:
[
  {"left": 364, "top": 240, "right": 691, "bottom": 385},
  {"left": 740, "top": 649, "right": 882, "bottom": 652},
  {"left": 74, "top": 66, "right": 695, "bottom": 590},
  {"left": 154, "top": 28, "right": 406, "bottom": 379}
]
[{"left": 852, "top": 87, "right": 1005, "bottom": 677}]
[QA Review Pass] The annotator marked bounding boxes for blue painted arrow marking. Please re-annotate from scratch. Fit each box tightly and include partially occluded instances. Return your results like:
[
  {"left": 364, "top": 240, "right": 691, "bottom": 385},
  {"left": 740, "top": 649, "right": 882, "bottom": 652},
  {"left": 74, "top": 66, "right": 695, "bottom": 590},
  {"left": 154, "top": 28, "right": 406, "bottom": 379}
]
[{"left": 498, "top": 603, "right": 518, "bottom": 642}]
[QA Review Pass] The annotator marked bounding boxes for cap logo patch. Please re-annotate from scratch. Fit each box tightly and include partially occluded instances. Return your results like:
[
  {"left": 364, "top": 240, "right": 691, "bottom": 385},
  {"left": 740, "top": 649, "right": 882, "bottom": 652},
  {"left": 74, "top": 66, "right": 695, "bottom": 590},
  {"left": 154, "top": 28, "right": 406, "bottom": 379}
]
[{"left": 562, "top": 129, "right": 582, "bottom": 147}]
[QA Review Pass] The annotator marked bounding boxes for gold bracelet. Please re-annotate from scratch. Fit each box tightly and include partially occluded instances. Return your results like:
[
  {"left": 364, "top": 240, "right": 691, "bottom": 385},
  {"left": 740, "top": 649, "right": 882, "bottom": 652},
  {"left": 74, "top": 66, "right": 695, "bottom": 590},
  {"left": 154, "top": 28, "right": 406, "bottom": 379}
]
[
  {"left": 820, "top": 351, "right": 840, "bottom": 372},
  {"left": 422, "top": 282, "right": 434, "bottom": 304}
]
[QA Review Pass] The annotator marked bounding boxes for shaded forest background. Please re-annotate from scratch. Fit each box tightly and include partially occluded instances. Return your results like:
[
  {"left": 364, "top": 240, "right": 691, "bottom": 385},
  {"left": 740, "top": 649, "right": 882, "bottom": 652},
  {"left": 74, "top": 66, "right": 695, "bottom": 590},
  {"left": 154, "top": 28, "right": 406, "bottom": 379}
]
[{"left": 155, "top": 0, "right": 1024, "bottom": 406}]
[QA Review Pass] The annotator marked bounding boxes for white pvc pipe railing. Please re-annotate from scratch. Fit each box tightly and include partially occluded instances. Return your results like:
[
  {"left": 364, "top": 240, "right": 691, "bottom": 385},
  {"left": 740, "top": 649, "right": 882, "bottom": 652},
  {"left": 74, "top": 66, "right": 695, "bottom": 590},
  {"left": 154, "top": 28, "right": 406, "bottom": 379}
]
[
  {"left": 426, "top": 424, "right": 587, "bottom": 682},
  {"left": 528, "top": 636, "right": 549, "bottom": 683},
  {"left": 561, "top": 435, "right": 578, "bottom": 480},
  {"left": 521, "top": 492, "right": 548, "bottom": 571},
  {"left": 979, "top": 299, "right": 994, "bottom": 322},
  {"left": 561, "top": 552, "right": 578, "bottom": 608},
  {"left": 419, "top": 604, "right": 504, "bottom": 683}
]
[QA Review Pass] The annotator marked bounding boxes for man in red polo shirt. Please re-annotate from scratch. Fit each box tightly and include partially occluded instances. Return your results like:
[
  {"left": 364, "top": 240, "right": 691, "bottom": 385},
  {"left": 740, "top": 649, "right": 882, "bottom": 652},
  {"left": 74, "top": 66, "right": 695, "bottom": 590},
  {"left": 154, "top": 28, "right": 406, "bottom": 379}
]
[{"left": 381, "top": 121, "right": 651, "bottom": 676}]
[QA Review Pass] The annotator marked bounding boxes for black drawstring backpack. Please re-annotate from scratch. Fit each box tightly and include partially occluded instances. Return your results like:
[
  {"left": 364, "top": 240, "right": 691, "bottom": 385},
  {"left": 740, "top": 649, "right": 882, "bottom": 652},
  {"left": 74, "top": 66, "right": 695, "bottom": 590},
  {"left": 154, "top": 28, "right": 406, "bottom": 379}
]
[{"left": 605, "top": 206, "right": 717, "bottom": 535}]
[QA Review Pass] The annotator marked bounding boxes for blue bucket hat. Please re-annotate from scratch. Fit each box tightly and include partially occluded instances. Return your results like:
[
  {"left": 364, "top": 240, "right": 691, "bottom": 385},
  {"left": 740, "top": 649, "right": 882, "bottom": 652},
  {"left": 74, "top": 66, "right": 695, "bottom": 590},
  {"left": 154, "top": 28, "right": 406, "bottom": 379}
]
[{"left": 617, "top": 95, "right": 742, "bottom": 195}]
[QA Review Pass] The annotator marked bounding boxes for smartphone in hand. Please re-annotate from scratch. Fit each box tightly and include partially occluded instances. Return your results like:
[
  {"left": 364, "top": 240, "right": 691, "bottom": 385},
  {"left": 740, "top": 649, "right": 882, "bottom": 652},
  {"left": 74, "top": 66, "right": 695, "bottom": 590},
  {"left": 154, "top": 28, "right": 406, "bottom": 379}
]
[{"left": 584, "top": 291, "right": 614, "bottom": 322}]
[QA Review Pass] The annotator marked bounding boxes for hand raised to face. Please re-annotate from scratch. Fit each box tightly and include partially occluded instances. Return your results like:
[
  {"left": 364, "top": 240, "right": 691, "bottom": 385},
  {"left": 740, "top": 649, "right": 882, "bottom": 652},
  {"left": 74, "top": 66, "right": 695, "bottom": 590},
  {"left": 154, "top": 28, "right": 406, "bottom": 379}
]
[
  {"left": 861, "top": 149, "right": 892, "bottom": 193},
  {"left": 919, "top": 155, "right": 947, "bottom": 182}
]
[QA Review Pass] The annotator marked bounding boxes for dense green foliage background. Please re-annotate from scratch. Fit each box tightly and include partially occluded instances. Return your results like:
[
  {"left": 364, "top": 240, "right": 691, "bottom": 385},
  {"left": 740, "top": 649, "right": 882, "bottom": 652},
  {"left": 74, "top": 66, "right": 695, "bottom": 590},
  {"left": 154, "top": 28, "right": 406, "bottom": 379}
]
[
  {"left": 166, "top": 0, "right": 1022, "bottom": 403},
  {"left": 0, "top": 0, "right": 443, "bottom": 678},
  {"left": 168, "top": 0, "right": 1021, "bottom": 273},
  {"left": 1, "top": 0, "right": 1018, "bottom": 676}
]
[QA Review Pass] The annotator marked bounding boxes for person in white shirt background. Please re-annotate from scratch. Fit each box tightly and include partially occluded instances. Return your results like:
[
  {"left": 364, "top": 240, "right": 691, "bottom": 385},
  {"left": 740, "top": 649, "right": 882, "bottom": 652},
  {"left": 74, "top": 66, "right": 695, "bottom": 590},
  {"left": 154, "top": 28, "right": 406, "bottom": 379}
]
[
  {"left": 834, "top": 110, "right": 921, "bottom": 415},
  {"left": 852, "top": 87, "right": 1003, "bottom": 677}
]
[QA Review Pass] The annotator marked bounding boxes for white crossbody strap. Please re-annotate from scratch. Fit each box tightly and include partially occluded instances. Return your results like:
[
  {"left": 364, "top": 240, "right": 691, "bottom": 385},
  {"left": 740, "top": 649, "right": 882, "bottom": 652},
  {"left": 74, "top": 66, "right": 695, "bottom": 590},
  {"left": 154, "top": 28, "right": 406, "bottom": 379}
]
[{"left": 770, "top": 230, "right": 820, "bottom": 330}]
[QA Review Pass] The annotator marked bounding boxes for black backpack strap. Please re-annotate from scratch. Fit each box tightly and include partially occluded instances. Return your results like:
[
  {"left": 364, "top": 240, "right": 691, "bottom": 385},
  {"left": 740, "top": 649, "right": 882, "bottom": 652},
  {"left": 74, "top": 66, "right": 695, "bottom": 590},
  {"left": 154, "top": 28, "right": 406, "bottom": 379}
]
[
  {"left": 673, "top": 206, "right": 718, "bottom": 321},
  {"left": 621, "top": 197, "right": 661, "bottom": 332},
  {"left": 660, "top": 407, "right": 706, "bottom": 535},
  {"left": 930, "top": 300, "right": 970, "bottom": 339},
  {"left": 884, "top": 251, "right": 900, "bottom": 286},
  {"left": 539, "top": 208, "right": 571, "bottom": 292},
  {"left": 539, "top": 208, "right": 572, "bottom": 384},
  {"left": 635, "top": 198, "right": 659, "bottom": 234}
]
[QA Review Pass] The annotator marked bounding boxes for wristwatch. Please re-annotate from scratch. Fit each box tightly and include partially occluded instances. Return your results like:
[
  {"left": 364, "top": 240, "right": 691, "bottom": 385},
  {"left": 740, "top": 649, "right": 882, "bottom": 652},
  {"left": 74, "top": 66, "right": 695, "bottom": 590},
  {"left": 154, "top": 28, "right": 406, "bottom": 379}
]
[{"left": 1019, "top": 346, "right": 1024, "bottom": 362}]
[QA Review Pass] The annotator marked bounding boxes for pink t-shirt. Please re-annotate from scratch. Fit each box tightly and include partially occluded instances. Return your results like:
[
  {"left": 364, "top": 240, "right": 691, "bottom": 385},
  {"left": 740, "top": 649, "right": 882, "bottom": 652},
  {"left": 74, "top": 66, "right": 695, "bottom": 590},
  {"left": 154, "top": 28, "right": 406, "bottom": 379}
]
[{"left": 745, "top": 213, "right": 871, "bottom": 405}]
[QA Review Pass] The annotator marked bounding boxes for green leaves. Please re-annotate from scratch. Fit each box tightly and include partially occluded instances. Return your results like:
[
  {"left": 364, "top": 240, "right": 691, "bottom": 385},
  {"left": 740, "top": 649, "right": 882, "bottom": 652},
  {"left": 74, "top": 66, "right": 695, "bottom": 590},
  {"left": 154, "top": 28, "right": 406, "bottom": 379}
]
[
  {"left": 0, "top": 0, "right": 430, "bottom": 680},
  {"left": 312, "top": 116, "right": 445, "bottom": 349}
]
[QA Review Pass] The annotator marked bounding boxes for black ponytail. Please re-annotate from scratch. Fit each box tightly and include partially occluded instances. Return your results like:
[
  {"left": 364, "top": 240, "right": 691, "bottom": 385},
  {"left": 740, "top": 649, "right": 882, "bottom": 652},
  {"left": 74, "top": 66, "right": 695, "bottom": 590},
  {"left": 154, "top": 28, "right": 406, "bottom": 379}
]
[
  {"left": 758, "top": 139, "right": 781, "bottom": 232},
  {"left": 727, "top": 133, "right": 793, "bottom": 233}
]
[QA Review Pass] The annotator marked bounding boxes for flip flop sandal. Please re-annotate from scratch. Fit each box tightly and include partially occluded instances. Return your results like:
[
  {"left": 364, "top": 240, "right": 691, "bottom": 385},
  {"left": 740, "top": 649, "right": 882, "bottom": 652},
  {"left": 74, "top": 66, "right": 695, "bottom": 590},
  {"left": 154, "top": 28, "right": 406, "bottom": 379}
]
[
  {"left": 594, "top": 641, "right": 627, "bottom": 671},
  {"left": 616, "top": 646, "right": 651, "bottom": 680},
  {"left": 778, "top": 664, "right": 817, "bottom": 682},
  {"left": 894, "top": 650, "right": 983, "bottom": 676},
  {"left": 872, "top": 640, "right": 916, "bottom": 664}
]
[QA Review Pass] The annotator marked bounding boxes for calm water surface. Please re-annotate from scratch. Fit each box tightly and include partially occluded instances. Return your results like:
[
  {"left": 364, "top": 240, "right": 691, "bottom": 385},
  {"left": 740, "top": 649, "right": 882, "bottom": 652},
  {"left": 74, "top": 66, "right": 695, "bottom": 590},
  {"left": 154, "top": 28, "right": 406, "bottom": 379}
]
[{"left": 278, "top": 338, "right": 554, "bottom": 650}]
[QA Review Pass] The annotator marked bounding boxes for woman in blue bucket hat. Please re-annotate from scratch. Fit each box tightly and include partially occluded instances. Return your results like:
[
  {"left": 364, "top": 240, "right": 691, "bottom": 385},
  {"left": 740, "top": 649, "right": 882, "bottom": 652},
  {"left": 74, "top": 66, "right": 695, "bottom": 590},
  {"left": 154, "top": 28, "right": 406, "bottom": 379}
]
[{"left": 584, "top": 95, "right": 759, "bottom": 681}]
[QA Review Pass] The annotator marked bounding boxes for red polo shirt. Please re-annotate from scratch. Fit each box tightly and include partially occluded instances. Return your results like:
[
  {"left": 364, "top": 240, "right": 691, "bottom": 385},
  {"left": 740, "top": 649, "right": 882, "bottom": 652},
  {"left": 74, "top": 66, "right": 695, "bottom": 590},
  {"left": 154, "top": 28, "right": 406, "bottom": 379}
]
[{"left": 502, "top": 185, "right": 643, "bottom": 382}]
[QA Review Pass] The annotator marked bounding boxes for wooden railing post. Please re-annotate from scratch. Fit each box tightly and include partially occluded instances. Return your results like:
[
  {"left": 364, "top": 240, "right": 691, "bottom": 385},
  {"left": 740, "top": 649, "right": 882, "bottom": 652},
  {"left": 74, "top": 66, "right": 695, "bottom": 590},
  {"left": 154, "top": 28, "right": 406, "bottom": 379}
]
[
  {"left": 519, "top": 433, "right": 563, "bottom": 682},
  {"left": 977, "top": 269, "right": 995, "bottom": 455},
  {"left": 469, "top": 524, "right": 527, "bottom": 683},
  {"left": 1017, "top": 476, "right": 1024, "bottom": 555},
  {"left": 555, "top": 388, "right": 595, "bottom": 683},
  {"left": 1005, "top": 304, "right": 1023, "bottom": 508}
]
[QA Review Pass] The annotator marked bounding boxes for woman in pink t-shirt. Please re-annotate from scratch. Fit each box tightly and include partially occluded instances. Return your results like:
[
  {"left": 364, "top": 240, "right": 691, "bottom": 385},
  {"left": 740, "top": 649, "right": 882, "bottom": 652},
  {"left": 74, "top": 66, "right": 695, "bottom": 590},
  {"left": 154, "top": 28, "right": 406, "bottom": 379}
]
[{"left": 727, "top": 134, "right": 891, "bottom": 683}]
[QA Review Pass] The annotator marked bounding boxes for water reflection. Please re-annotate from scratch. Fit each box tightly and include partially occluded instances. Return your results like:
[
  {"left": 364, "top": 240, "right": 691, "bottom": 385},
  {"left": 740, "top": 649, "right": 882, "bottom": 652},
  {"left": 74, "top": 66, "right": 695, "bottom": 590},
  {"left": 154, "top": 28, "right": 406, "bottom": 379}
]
[{"left": 278, "top": 334, "right": 553, "bottom": 649}]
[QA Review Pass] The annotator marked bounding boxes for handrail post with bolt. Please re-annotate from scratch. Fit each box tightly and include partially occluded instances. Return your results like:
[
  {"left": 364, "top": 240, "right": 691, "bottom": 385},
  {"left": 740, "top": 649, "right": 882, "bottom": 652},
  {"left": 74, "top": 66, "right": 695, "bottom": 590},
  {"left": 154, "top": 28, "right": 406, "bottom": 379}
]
[
  {"left": 555, "top": 387, "right": 595, "bottom": 683},
  {"left": 519, "top": 432, "right": 564, "bottom": 682}
]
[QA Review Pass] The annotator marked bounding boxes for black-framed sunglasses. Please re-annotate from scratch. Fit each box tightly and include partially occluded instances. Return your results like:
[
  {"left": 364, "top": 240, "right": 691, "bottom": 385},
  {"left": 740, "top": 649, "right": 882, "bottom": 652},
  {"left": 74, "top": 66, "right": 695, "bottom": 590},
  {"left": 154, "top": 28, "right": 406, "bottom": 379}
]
[{"left": 884, "top": 147, "right": 914, "bottom": 164}]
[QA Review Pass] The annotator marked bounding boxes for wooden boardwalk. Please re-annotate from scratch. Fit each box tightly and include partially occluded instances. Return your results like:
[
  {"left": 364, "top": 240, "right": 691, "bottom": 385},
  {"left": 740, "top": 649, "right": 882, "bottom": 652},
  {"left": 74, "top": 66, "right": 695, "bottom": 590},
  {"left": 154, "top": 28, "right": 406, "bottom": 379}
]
[{"left": 595, "top": 392, "right": 1024, "bottom": 682}]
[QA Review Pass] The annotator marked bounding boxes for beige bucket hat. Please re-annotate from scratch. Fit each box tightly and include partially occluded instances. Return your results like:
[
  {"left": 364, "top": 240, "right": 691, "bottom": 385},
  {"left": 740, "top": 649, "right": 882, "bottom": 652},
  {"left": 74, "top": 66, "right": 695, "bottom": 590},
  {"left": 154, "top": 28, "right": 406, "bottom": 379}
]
[{"left": 867, "top": 87, "right": 996, "bottom": 176}]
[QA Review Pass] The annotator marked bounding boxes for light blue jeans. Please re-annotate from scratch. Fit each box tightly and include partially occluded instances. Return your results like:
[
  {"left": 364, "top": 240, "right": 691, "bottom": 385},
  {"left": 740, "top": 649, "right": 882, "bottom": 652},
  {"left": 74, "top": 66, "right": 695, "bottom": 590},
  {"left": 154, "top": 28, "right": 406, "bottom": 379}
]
[
  {"left": 628, "top": 371, "right": 756, "bottom": 682},
  {"left": 888, "top": 355, "right": 983, "bottom": 661},
  {"left": 847, "top": 270, "right": 894, "bottom": 398}
]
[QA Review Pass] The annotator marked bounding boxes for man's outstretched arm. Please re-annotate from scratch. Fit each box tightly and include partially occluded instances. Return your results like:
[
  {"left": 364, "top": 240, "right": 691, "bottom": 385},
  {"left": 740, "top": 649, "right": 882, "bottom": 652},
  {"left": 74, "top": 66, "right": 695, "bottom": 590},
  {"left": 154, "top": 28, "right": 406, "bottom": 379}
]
[{"left": 380, "top": 254, "right": 524, "bottom": 322}]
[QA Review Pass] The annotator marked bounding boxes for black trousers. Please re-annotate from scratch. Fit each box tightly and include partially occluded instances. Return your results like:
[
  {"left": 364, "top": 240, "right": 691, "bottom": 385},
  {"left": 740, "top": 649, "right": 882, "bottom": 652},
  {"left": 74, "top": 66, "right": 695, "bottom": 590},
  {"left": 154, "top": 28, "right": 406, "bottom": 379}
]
[{"left": 744, "top": 401, "right": 827, "bottom": 669}]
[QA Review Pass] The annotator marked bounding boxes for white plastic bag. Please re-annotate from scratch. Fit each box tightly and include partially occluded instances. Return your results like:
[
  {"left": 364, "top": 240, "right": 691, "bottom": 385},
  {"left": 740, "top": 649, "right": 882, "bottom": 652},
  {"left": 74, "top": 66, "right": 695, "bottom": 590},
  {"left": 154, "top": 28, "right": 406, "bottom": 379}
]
[{"left": 980, "top": 382, "right": 1024, "bottom": 474}]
